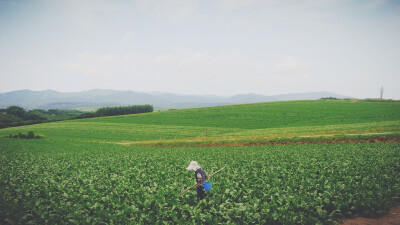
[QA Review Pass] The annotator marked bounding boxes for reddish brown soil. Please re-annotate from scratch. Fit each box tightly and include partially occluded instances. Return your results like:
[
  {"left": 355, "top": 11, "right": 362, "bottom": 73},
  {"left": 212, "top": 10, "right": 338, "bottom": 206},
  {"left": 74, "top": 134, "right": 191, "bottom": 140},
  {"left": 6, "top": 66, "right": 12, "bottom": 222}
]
[
  {"left": 138, "top": 136, "right": 399, "bottom": 148},
  {"left": 341, "top": 205, "right": 400, "bottom": 225}
]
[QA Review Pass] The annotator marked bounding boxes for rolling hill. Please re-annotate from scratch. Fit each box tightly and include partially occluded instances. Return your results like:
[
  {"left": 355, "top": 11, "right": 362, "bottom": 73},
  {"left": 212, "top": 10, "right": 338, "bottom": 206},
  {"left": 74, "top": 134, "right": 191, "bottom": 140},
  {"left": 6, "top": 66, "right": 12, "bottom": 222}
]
[
  {"left": 0, "top": 89, "right": 351, "bottom": 110},
  {"left": 1, "top": 99, "right": 399, "bottom": 143}
]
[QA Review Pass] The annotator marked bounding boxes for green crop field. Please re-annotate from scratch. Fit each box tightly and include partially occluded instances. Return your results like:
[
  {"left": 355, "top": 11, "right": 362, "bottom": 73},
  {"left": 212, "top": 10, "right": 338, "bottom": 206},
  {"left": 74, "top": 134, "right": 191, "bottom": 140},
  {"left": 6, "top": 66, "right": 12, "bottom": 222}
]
[
  {"left": 81, "top": 100, "right": 400, "bottom": 130},
  {"left": 0, "top": 99, "right": 399, "bottom": 143},
  {"left": 1, "top": 139, "right": 399, "bottom": 224},
  {"left": 1, "top": 99, "right": 400, "bottom": 224}
]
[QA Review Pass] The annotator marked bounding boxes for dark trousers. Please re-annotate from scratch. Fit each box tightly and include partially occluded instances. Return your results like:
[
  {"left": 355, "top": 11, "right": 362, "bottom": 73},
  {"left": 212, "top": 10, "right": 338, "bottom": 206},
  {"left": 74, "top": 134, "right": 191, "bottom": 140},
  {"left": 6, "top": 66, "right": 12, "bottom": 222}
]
[{"left": 197, "top": 185, "right": 205, "bottom": 200}]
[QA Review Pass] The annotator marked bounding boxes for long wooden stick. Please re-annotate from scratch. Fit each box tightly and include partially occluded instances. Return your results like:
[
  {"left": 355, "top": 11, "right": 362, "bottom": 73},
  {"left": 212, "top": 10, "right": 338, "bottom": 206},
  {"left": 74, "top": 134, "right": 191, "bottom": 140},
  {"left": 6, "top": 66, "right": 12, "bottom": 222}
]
[
  {"left": 179, "top": 167, "right": 226, "bottom": 195},
  {"left": 208, "top": 167, "right": 226, "bottom": 178}
]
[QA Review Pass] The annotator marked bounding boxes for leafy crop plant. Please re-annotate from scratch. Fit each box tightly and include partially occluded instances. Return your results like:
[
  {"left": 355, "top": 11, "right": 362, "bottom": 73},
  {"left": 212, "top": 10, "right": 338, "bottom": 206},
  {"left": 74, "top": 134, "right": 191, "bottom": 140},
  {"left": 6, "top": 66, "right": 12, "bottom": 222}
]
[{"left": 1, "top": 139, "right": 399, "bottom": 224}]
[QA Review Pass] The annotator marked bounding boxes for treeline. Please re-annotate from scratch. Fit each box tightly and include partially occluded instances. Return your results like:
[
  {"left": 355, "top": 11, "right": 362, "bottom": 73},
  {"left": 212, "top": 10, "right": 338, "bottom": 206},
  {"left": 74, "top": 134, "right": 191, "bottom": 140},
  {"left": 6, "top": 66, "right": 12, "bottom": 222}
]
[
  {"left": 320, "top": 97, "right": 339, "bottom": 100},
  {"left": 0, "top": 105, "right": 154, "bottom": 128},
  {"left": 0, "top": 106, "right": 83, "bottom": 128},
  {"left": 74, "top": 105, "right": 153, "bottom": 119}
]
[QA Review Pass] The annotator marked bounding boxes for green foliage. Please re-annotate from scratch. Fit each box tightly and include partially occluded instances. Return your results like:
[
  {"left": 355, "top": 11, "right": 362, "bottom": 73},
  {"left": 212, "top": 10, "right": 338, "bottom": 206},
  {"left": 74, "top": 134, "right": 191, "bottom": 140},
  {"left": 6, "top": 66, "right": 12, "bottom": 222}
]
[
  {"left": 95, "top": 104, "right": 153, "bottom": 117},
  {"left": 320, "top": 97, "right": 339, "bottom": 100},
  {"left": 74, "top": 105, "right": 154, "bottom": 119},
  {"left": 73, "top": 112, "right": 97, "bottom": 119},
  {"left": 18, "top": 132, "right": 26, "bottom": 138},
  {"left": 27, "top": 131, "right": 35, "bottom": 139},
  {"left": 6, "top": 106, "right": 26, "bottom": 118},
  {"left": 83, "top": 100, "right": 400, "bottom": 130},
  {"left": 1, "top": 100, "right": 398, "bottom": 143},
  {"left": 363, "top": 99, "right": 399, "bottom": 103},
  {"left": 0, "top": 139, "right": 399, "bottom": 224},
  {"left": 7, "top": 131, "right": 42, "bottom": 139},
  {"left": 25, "top": 110, "right": 47, "bottom": 121},
  {"left": 0, "top": 113, "right": 24, "bottom": 128},
  {"left": 0, "top": 100, "right": 399, "bottom": 224},
  {"left": 0, "top": 107, "right": 83, "bottom": 128}
]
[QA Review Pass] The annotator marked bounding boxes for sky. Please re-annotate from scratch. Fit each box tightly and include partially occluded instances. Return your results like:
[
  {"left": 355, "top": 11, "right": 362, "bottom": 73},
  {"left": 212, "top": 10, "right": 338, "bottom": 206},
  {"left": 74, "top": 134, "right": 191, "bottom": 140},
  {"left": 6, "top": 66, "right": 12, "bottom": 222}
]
[{"left": 0, "top": 0, "right": 399, "bottom": 99}]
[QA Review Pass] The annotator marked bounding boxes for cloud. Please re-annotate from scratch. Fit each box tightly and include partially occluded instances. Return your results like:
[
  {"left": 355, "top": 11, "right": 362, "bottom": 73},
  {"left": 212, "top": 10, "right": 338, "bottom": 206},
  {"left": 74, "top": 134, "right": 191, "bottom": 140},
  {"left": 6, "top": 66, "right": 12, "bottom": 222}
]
[
  {"left": 0, "top": 0, "right": 18, "bottom": 7},
  {"left": 121, "top": 31, "right": 136, "bottom": 42},
  {"left": 152, "top": 50, "right": 272, "bottom": 81},
  {"left": 212, "top": 0, "right": 278, "bottom": 11},
  {"left": 57, "top": 50, "right": 312, "bottom": 94},
  {"left": 51, "top": 0, "right": 123, "bottom": 28},
  {"left": 364, "top": 0, "right": 389, "bottom": 9},
  {"left": 58, "top": 51, "right": 126, "bottom": 78},
  {"left": 135, "top": 0, "right": 201, "bottom": 22},
  {"left": 58, "top": 50, "right": 312, "bottom": 79},
  {"left": 275, "top": 56, "right": 311, "bottom": 74}
]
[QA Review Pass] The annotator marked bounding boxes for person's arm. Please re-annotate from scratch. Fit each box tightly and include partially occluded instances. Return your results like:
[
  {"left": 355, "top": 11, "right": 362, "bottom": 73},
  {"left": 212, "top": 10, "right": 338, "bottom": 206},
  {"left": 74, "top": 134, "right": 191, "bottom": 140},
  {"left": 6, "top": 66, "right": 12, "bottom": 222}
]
[
  {"left": 202, "top": 170, "right": 207, "bottom": 182},
  {"left": 196, "top": 173, "right": 203, "bottom": 185},
  {"left": 197, "top": 177, "right": 204, "bottom": 187}
]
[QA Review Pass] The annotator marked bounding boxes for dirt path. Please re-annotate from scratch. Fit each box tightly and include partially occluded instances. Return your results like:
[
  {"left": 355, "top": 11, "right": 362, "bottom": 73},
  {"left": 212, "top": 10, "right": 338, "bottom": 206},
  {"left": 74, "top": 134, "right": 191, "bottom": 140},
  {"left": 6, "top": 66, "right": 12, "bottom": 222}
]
[{"left": 341, "top": 205, "right": 400, "bottom": 225}]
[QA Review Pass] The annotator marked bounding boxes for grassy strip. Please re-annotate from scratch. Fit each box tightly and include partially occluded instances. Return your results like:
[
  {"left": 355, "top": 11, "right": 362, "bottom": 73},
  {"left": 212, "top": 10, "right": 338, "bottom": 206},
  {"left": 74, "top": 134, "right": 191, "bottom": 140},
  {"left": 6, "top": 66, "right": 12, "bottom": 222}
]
[
  {"left": 225, "top": 120, "right": 400, "bottom": 137},
  {"left": 121, "top": 133, "right": 400, "bottom": 148}
]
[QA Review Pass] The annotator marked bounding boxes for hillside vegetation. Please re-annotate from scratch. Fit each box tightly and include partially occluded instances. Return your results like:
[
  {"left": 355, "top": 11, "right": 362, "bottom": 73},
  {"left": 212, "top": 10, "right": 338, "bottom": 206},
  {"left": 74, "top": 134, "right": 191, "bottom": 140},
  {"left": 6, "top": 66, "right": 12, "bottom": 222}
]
[
  {"left": 0, "top": 99, "right": 399, "bottom": 143},
  {"left": 0, "top": 106, "right": 83, "bottom": 128},
  {"left": 0, "top": 105, "right": 153, "bottom": 129},
  {"left": 83, "top": 99, "right": 400, "bottom": 128}
]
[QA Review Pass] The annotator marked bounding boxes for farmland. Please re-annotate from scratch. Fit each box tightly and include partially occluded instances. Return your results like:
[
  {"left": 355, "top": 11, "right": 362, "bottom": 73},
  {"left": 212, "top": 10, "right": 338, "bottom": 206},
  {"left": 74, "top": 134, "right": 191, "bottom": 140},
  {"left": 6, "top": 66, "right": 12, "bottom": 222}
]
[
  {"left": 1, "top": 139, "right": 399, "bottom": 224},
  {"left": 0, "top": 99, "right": 399, "bottom": 143},
  {"left": 0, "top": 99, "right": 400, "bottom": 224}
]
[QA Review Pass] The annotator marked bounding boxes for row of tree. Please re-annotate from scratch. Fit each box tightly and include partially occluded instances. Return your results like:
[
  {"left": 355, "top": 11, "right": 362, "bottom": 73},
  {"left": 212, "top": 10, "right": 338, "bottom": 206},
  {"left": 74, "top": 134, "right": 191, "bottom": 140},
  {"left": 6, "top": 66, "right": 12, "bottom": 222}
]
[{"left": 74, "top": 105, "right": 153, "bottom": 119}]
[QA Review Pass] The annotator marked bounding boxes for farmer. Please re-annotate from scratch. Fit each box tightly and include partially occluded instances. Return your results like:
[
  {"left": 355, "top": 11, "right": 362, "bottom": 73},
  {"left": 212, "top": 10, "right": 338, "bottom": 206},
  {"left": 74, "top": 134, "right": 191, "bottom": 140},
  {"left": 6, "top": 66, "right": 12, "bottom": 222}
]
[{"left": 186, "top": 161, "right": 207, "bottom": 200}]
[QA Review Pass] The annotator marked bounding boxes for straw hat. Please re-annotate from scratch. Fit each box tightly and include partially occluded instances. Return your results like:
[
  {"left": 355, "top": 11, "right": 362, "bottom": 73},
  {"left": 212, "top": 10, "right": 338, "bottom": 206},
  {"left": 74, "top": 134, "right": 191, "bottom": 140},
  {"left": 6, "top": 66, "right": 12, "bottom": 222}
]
[{"left": 186, "top": 161, "right": 201, "bottom": 171}]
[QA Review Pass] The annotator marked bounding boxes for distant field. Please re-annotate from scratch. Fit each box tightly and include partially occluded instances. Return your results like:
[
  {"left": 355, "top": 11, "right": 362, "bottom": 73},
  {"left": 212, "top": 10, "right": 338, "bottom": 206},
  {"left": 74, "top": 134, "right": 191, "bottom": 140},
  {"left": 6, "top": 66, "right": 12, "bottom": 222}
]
[
  {"left": 82, "top": 100, "right": 400, "bottom": 129},
  {"left": 0, "top": 99, "right": 399, "bottom": 143}
]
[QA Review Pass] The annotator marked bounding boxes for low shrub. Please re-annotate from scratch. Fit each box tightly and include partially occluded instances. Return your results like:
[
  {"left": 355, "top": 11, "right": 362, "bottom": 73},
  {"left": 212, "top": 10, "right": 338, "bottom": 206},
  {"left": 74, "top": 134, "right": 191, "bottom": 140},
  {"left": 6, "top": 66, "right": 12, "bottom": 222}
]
[{"left": 8, "top": 131, "right": 43, "bottom": 139}]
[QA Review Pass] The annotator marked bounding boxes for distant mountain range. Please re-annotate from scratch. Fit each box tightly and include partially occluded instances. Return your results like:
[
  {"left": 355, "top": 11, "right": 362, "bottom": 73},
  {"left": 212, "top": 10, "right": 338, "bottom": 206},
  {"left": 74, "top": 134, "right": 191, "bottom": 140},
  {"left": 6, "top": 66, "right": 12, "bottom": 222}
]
[{"left": 0, "top": 89, "right": 352, "bottom": 110}]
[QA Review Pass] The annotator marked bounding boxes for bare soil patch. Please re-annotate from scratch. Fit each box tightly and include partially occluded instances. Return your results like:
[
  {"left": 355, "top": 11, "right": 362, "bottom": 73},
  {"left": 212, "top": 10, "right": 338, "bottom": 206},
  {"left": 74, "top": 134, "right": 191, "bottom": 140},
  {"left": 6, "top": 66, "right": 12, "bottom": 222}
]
[
  {"left": 341, "top": 205, "right": 400, "bottom": 225},
  {"left": 130, "top": 135, "right": 399, "bottom": 148}
]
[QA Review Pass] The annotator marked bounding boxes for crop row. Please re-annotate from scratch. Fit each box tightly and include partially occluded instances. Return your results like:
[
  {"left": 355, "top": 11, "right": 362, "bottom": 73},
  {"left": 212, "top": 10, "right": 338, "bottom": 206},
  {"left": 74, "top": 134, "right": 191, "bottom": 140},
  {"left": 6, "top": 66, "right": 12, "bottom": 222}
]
[{"left": 1, "top": 139, "right": 399, "bottom": 224}]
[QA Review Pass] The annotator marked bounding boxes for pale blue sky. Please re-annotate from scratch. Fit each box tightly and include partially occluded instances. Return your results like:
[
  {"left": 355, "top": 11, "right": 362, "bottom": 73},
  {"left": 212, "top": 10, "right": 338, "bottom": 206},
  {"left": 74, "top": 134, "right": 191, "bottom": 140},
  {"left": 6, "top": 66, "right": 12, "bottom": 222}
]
[{"left": 0, "top": 0, "right": 399, "bottom": 99}]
